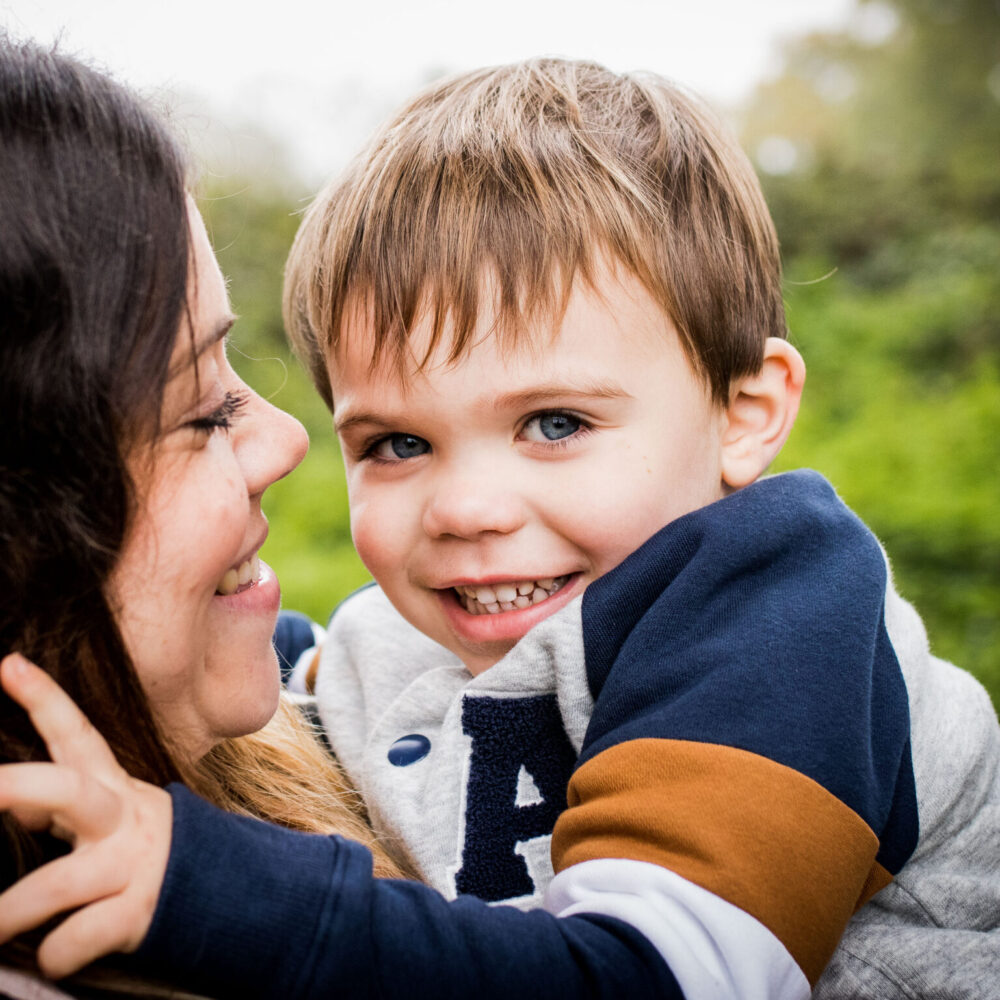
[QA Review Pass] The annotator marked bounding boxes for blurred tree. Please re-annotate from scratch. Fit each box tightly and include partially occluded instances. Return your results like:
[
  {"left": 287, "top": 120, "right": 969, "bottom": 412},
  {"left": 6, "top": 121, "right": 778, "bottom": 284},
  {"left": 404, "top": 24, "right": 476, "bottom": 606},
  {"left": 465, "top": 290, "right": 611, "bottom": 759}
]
[
  {"left": 742, "top": 0, "right": 1000, "bottom": 282},
  {"left": 741, "top": 0, "right": 999, "bottom": 701}
]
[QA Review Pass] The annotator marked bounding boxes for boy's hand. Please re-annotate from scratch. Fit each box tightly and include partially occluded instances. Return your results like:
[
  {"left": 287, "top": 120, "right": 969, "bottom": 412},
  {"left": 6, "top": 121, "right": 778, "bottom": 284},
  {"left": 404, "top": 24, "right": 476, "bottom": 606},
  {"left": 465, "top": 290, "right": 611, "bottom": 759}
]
[{"left": 0, "top": 654, "right": 172, "bottom": 979}]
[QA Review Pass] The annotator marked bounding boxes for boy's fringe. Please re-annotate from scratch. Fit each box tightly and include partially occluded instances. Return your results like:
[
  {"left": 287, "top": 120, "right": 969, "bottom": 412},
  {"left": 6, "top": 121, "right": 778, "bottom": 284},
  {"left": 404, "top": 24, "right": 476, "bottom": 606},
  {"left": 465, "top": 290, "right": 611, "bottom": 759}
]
[{"left": 285, "top": 58, "right": 786, "bottom": 410}]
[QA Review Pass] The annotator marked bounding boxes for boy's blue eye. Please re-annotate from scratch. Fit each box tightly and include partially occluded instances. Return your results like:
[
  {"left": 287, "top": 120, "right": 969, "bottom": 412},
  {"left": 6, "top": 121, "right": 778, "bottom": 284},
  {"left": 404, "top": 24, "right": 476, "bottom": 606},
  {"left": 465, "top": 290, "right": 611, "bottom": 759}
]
[
  {"left": 522, "top": 412, "right": 582, "bottom": 442},
  {"left": 372, "top": 433, "right": 431, "bottom": 461}
]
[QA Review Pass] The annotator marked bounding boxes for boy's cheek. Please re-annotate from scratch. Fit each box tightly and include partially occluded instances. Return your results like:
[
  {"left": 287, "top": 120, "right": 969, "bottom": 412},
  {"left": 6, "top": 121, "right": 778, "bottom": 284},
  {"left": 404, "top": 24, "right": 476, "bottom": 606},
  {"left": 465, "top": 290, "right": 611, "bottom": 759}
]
[{"left": 349, "top": 502, "right": 403, "bottom": 580}]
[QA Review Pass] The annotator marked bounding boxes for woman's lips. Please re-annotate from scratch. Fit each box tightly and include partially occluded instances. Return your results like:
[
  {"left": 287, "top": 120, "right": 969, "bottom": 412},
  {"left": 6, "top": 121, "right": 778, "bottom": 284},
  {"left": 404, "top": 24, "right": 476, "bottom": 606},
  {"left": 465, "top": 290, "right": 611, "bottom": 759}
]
[
  {"left": 213, "top": 559, "right": 281, "bottom": 615},
  {"left": 216, "top": 551, "right": 261, "bottom": 596}
]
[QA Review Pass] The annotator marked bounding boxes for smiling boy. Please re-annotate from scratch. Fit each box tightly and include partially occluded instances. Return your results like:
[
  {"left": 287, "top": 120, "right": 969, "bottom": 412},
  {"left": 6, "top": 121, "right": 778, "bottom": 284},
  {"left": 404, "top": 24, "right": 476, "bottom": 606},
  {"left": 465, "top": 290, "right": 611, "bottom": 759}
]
[
  {"left": 270, "top": 59, "right": 999, "bottom": 996},
  {"left": 329, "top": 264, "right": 791, "bottom": 675}
]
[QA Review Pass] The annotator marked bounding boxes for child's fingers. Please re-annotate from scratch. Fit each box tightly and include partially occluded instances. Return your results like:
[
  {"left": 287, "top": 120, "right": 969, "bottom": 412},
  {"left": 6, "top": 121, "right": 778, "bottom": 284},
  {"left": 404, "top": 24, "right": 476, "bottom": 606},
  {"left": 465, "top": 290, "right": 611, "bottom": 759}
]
[
  {"left": 36, "top": 892, "right": 148, "bottom": 980},
  {"left": 0, "top": 846, "right": 127, "bottom": 948},
  {"left": 0, "top": 762, "right": 122, "bottom": 842},
  {"left": 0, "top": 655, "right": 120, "bottom": 776}
]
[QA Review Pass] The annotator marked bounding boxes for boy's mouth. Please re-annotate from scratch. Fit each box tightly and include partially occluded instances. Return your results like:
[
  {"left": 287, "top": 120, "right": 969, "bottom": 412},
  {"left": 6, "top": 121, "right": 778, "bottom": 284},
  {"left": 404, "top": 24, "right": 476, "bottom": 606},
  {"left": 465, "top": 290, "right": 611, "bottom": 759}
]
[
  {"left": 453, "top": 575, "right": 570, "bottom": 615},
  {"left": 216, "top": 552, "right": 262, "bottom": 596}
]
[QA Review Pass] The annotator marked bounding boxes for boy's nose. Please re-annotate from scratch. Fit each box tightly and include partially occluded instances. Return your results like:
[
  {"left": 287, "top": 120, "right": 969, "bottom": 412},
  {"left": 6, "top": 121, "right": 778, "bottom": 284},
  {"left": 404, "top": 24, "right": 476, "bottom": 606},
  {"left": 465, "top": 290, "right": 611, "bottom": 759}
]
[{"left": 421, "top": 473, "right": 527, "bottom": 540}]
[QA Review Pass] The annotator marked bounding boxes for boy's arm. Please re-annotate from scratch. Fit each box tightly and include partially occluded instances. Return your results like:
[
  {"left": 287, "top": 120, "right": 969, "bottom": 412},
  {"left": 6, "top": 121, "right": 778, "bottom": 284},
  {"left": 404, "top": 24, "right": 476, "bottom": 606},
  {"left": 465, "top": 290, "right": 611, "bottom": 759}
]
[
  {"left": 0, "top": 656, "right": 173, "bottom": 977},
  {"left": 272, "top": 609, "right": 326, "bottom": 692},
  {"left": 548, "top": 469, "right": 918, "bottom": 994}
]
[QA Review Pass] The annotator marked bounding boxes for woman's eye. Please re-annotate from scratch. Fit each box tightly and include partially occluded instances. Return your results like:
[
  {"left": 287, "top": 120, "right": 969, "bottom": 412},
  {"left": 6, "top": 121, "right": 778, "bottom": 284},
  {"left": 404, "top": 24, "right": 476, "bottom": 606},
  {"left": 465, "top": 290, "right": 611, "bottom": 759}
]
[
  {"left": 189, "top": 390, "right": 249, "bottom": 435},
  {"left": 370, "top": 433, "right": 431, "bottom": 461},
  {"left": 522, "top": 411, "right": 582, "bottom": 443}
]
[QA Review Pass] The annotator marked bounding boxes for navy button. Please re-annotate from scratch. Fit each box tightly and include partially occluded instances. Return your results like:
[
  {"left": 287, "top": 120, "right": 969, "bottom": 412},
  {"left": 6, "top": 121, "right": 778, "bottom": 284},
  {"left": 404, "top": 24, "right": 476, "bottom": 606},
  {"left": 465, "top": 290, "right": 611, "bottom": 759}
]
[{"left": 388, "top": 734, "right": 431, "bottom": 766}]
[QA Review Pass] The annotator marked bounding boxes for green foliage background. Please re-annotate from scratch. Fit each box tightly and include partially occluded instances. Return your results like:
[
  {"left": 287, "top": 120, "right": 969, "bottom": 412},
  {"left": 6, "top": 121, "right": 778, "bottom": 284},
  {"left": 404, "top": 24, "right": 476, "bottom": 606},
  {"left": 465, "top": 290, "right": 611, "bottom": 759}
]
[{"left": 200, "top": 0, "right": 999, "bottom": 706}]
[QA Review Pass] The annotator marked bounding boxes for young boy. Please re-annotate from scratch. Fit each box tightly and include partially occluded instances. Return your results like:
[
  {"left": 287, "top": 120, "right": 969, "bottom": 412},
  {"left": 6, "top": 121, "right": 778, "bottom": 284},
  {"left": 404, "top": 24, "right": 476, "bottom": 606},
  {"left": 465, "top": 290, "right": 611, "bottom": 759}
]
[
  {"left": 6, "top": 59, "right": 998, "bottom": 999},
  {"left": 273, "top": 58, "right": 998, "bottom": 996}
]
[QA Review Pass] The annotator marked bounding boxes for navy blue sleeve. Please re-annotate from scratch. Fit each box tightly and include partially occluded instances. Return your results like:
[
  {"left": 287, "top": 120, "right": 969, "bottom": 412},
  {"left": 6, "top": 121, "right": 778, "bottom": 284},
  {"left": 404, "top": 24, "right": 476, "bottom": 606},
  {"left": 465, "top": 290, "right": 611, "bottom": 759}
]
[
  {"left": 133, "top": 786, "right": 681, "bottom": 1000},
  {"left": 272, "top": 610, "right": 318, "bottom": 686},
  {"left": 549, "top": 470, "right": 918, "bottom": 987},
  {"left": 577, "top": 469, "right": 917, "bottom": 859}
]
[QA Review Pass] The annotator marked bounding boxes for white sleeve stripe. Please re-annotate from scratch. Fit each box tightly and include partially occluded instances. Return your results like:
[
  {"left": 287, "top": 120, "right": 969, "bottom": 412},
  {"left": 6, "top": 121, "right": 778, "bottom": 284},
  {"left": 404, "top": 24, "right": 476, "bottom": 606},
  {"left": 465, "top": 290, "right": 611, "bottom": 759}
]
[{"left": 545, "top": 858, "right": 810, "bottom": 1000}]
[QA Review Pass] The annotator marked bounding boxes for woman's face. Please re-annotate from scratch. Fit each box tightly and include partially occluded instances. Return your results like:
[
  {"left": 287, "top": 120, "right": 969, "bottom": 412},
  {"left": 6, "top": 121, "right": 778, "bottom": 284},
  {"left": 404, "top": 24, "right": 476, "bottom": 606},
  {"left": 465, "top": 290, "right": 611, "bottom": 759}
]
[{"left": 106, "top": 202, "right": 308, "bottom": 762}]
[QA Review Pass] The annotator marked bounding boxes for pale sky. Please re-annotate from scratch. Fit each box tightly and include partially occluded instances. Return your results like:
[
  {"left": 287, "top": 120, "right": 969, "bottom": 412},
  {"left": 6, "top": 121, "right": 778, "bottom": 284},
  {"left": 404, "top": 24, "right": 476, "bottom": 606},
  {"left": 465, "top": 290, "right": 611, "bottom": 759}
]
[{"left": 2, "top": 0, "right": 860, "bottom": 185}]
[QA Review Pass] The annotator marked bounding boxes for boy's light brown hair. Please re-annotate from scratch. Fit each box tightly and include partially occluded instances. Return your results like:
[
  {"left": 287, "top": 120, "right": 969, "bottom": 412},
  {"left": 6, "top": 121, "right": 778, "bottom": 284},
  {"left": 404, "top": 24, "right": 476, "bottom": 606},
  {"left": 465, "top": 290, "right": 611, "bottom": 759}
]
[{"left": 284, "top": 57, "right": 786, "bottom": 408}]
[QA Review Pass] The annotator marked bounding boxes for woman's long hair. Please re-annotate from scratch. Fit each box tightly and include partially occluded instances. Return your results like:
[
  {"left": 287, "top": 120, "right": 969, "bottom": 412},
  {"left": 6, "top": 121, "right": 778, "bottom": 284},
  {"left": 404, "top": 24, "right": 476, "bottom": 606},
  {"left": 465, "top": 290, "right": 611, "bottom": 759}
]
[
  {"left": 0, "top": 38, "right": 405, "bottom": 989},
  {"left": 0, "top": 38, "right": 190, "bottom": 879}
]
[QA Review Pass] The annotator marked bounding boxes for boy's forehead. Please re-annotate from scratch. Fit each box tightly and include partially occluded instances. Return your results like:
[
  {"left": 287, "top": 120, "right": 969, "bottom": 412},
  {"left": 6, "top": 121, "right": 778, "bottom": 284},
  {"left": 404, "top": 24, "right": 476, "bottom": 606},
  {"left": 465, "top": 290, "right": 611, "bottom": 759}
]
[
  {"left": 328, "top": 260, "right": 674, "bottom": 389},
  {"left": 328, "top": 324, "right": 552, "bottom": 412},
  {"left": 329, "top": 301, "right": 560, "bottom": 398},
  {"left": 326, "top": 265, "right": 706, "bottom": 419}
]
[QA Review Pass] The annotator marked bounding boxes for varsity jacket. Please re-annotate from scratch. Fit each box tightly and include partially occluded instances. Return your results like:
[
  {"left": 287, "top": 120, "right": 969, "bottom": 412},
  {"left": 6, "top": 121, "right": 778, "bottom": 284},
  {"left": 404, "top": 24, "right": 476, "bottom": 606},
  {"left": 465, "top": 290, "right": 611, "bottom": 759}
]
[{"left": 134, "top": 471, "right": 1000, "bottom": 999}]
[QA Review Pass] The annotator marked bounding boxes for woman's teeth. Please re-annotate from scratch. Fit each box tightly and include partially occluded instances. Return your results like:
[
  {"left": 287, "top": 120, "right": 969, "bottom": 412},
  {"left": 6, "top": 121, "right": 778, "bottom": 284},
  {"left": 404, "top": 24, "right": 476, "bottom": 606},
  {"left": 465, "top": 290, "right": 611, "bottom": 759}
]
[
  {"left": 455, "top": 576, "right": 569, "bottom": 615},
  {"left": 216, "top": 553, "right": 261, "bottom": 596}
]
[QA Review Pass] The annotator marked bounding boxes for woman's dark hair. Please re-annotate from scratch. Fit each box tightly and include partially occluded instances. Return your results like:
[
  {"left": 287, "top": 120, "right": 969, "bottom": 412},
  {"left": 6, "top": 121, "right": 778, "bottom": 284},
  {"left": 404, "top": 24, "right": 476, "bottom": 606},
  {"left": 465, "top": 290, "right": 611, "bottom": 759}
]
[{"left": 0, "top": 38, "right": 191, "bottom": 886}]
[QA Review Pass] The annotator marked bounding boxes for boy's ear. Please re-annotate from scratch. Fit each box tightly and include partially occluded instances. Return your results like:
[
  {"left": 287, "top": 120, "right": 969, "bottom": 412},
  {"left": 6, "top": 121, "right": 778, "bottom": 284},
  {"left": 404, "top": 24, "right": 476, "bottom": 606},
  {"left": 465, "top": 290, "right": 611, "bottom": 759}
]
[{"left": 720, "top": 338, "right": 805, "bottom": 490}]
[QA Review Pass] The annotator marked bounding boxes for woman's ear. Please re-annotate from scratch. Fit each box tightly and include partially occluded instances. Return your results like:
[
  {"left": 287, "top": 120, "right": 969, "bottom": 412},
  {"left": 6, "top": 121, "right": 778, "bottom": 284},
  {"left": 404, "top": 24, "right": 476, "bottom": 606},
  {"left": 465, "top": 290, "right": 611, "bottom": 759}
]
[{"left": 720, "top": 338, "right": 805, "bottom": 490}]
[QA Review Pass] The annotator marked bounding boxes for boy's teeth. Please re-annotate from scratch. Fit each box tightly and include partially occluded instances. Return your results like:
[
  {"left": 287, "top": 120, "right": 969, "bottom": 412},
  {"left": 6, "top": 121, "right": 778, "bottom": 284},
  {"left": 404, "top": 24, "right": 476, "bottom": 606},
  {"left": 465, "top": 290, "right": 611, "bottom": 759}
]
[
  {"left": 216, "top": 554, "right": 261, "bottom": 596},
  {"left": 456, "top": 576, "right": 569, "bottom": 616}
]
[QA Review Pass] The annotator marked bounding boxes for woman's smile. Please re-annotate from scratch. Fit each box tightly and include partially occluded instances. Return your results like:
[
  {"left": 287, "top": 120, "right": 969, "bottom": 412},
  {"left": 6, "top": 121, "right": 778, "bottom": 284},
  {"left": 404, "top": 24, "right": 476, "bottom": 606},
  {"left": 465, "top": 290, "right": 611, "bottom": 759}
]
[{"left": 108, "top": 203, "right": 308, "bottom": 761}]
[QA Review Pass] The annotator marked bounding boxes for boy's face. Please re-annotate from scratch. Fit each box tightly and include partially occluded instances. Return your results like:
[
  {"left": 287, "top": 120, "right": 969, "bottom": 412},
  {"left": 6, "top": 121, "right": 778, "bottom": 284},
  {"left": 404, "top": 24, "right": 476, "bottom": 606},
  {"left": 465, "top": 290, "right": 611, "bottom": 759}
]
[{"left": 330, "top": 265, "right": 730, "bottom": 675}]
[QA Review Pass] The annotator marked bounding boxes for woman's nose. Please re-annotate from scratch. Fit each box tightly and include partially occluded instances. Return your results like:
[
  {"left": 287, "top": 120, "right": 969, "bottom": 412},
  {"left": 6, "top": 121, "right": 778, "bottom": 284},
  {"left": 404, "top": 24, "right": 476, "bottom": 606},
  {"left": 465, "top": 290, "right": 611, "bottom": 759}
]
[
  {"left": 421, "top": 469, "right": 527, "bottom": 540},
  {"left": 239, "top": 393, "right": 309, "bottom": 498}
]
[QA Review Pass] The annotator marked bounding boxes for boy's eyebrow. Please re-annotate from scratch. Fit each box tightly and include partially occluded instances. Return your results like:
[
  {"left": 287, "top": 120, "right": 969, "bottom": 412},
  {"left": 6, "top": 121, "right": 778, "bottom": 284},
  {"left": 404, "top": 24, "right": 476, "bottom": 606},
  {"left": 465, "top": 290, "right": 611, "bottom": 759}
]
[
  {"left": 335, "top": 379, "right": 632, "bottom": 435},
  {"left": 490, "top": 379, "right": 632, "bottom": 411},
  {"left": 334, "top": 411, "right": 394, "bottom": 435}
]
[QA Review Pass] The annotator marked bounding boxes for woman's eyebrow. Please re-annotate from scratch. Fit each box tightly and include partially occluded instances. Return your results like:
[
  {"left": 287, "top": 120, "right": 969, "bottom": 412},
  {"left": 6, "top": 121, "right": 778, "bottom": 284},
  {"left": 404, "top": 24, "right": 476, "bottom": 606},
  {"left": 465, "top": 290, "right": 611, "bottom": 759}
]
[
  {"left": 168, "top": 314, "right": 238, "bottom": 379},
  {"left": 196, "top": 314, "right": 238, "bottom": 356}
]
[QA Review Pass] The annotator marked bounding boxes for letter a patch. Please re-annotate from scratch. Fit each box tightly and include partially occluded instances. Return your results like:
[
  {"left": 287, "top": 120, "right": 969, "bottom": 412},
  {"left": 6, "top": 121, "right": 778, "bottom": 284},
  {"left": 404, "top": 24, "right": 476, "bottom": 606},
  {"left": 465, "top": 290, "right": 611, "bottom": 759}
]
[{"left": 455, "top": 694, "right": 576, "bottom": 902}]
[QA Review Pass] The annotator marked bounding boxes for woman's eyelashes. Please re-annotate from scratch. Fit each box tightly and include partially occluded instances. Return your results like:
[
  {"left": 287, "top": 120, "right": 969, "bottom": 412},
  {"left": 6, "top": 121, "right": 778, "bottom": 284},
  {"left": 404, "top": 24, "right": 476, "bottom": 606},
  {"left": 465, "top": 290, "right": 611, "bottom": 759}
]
[{"left": 188, "top": 390, "right": 250, "bottom": 434}]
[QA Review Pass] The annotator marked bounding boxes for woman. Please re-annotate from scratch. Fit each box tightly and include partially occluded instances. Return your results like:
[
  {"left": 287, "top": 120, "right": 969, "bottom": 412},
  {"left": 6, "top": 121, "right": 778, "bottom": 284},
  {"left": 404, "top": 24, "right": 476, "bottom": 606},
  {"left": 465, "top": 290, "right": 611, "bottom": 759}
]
[{"left": 0, "top": 37, "right": 404, "bottom": 995}]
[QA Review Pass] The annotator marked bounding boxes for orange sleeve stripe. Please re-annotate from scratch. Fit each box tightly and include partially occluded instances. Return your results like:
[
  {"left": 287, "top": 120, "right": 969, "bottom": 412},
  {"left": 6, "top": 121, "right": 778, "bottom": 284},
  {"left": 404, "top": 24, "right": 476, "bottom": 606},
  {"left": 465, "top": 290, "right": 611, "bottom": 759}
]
[
  {"left": 551, "top": 738, "right": 889, "bottom": 985},
  {"left": 304, "top": 649, "right": 322, "bottom": 694}
]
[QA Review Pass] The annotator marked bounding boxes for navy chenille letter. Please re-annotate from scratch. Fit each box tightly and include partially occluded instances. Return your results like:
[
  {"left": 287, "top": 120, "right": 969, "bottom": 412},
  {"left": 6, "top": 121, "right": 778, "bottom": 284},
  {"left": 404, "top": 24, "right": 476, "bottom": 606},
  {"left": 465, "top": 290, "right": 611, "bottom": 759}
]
[{"left": 455, "top": 694, "right": 577, "bottom": 901}]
